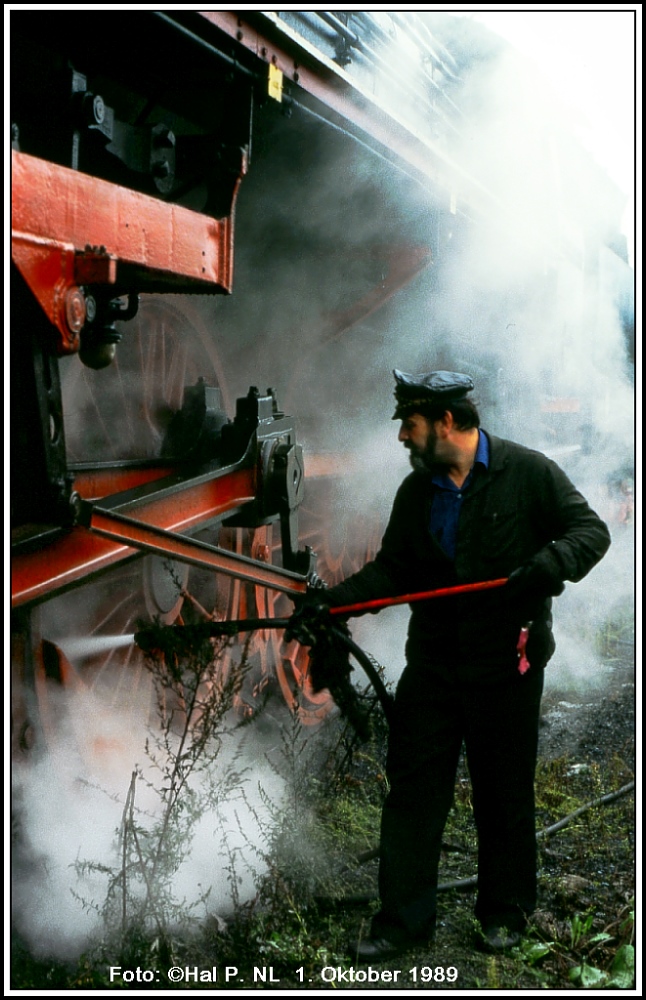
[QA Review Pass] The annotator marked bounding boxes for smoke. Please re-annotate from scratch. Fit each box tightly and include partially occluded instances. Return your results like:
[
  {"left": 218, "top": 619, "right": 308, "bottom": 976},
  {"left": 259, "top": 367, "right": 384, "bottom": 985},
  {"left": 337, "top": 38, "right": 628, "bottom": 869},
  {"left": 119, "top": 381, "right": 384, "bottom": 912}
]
[
  {"left": 56, "top": 634, "right": 135, "bottom": 659},
  {"left": 202, "top": 12, "right": 634, "bottom": 695},
  {"left": 342, "top": 18, "right": 634, "bottom": 694},
  {"left": 11, "top": 675, "right": 309, "bottom": 960}
]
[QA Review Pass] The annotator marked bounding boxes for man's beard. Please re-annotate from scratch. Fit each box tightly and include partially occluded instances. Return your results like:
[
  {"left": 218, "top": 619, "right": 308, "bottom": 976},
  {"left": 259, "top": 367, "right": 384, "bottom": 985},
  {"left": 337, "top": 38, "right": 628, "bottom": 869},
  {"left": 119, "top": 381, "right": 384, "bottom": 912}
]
[
  {"left": 408, "top": 449, "right": 427, "bottom": 471},
  {"left": 407, "top": 436, "right": 439, "bottom": 472}
]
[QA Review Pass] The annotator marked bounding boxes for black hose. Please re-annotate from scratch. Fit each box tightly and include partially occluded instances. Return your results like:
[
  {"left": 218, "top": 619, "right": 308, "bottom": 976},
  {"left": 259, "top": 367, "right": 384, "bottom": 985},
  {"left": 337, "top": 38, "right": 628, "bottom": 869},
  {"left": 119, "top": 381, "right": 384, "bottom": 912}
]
[{"left": 328, "top": 624, "right": 395, "bottom": 726}]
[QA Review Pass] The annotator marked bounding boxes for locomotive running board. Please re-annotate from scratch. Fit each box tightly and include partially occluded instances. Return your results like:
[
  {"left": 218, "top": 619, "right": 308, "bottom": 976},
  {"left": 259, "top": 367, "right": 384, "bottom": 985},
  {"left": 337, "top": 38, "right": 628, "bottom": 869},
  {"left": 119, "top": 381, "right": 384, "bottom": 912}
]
[{"left": 78, "top": 502, "right": 308, "bottom": 597}]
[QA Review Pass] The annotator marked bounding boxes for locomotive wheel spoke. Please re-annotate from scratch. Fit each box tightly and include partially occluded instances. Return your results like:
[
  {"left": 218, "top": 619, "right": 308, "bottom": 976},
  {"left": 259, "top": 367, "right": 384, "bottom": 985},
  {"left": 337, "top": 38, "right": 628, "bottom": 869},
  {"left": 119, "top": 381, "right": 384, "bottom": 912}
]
[
  {"left": 257, "top": 523, "right": 337, "bottom": 726},
  {"left": 271, "top": 479, "right": 384, "bottom": 726}
]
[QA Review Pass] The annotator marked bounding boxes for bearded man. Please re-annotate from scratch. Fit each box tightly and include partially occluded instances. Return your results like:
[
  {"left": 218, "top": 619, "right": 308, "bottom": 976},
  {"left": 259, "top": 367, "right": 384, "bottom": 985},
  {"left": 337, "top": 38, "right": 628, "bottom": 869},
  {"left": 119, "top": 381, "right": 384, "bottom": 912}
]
[{"left": 288, "top": 369, "right": 611, "bottom": 960}]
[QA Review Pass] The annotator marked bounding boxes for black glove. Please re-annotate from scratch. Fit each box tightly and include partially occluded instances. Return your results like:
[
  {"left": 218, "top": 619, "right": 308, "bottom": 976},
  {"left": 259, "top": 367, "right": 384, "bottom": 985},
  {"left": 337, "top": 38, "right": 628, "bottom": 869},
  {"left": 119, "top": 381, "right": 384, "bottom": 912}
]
[
  {"left": 506, "top": 555, "right": 565, "bottom": 623},
  {"left": 284, "top": 589, "right": 333, "bottom": 646}
]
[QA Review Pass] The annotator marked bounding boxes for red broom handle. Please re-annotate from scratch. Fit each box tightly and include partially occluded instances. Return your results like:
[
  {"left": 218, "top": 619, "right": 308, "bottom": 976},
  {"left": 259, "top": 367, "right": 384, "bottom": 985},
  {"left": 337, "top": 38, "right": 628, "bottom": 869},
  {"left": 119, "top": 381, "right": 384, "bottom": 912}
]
[{"left": 329, "top": 577, "right": 509, "bottom": 617}]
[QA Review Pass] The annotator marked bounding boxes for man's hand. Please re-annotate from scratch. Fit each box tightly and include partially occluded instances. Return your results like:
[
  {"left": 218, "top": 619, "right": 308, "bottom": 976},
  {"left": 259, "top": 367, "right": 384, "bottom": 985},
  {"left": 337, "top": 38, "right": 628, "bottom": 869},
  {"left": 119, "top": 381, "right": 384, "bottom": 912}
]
[
  {"left": 284, "top": 590, "right": 332, "bottom": 646},
  {"left": 506, "top": 555, "right": 564, "bottom": 622}
]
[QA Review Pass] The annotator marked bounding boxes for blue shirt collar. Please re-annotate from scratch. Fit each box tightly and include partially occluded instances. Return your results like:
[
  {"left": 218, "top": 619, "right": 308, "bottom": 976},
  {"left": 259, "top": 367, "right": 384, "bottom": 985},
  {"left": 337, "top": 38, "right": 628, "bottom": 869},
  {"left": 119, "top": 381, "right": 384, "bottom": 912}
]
[
  {"left": 432, "top": 430, "right": 489, "bottom": 490},
  {"left": 474, "top": 429, "right": 489, "bottom": 469}
]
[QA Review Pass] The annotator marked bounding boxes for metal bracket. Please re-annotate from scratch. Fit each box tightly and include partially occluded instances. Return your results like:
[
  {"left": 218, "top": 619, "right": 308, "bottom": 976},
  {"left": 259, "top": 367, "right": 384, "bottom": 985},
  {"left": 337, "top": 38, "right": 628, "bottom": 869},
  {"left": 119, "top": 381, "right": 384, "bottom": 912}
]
[{"left": 73, "top": 385, "right": 316, "bottom": 594}]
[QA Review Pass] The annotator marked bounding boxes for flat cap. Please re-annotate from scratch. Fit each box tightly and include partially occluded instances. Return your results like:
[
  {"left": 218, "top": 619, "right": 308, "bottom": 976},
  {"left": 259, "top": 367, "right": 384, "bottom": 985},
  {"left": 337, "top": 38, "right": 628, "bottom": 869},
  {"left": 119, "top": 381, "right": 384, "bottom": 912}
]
[{"left": 392, "top": 368, "right": 474, "bottom": 419}]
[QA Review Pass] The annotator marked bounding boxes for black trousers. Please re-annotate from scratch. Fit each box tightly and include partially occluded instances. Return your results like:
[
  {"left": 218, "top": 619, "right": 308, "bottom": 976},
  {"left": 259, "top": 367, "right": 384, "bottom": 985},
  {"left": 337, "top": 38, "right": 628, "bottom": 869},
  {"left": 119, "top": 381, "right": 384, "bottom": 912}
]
[{"left": 371, "top": 660, "right": 545, "bottom": 941}]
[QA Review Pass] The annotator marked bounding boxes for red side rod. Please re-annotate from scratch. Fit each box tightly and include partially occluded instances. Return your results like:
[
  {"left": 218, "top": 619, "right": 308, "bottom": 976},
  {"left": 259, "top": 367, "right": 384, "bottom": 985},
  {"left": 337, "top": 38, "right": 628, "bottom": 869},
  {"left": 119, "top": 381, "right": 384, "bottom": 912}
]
[{"left": 330, "top": 578, "right": 509, "bottom": 617}]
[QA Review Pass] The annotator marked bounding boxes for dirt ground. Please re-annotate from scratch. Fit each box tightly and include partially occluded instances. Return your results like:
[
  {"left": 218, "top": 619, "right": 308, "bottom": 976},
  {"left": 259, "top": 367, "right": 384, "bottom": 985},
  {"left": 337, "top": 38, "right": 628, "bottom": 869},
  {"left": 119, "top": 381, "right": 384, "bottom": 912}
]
[{"left": 538, "top": 656, "right": 636, "bottom": 764}]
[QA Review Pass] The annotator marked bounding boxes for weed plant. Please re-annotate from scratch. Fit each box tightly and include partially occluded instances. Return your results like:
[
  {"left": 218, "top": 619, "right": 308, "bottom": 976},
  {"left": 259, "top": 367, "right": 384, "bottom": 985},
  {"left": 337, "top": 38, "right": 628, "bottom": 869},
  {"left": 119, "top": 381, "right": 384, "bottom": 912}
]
[{"left": 72, "top": 627, "right": 254, "bottom": 966}]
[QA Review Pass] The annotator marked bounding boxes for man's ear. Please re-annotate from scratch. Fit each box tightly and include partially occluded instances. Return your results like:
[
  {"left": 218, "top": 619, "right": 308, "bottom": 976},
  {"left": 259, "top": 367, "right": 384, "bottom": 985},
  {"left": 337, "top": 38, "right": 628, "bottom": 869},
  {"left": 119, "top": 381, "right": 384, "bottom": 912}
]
[{"left": 437, "top": 410, "right": 453, "bottom": 435}]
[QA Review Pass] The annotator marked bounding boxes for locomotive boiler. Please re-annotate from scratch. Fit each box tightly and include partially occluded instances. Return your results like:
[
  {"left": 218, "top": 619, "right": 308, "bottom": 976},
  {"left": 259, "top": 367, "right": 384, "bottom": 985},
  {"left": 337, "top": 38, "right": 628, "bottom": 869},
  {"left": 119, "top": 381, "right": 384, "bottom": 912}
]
[{"left": 10, "top": 11, "right": 632, "bottom": 757}]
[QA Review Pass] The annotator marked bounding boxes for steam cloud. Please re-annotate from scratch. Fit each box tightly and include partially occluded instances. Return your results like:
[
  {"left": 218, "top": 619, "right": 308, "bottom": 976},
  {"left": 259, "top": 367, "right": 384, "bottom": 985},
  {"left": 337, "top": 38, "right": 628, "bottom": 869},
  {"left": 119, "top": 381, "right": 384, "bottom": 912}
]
[
  {"left": 206, "top": 13, "right": 634, "bottom": 692},
  {"left": 12, "top": 680, "right": 292, "bottom": 960}
]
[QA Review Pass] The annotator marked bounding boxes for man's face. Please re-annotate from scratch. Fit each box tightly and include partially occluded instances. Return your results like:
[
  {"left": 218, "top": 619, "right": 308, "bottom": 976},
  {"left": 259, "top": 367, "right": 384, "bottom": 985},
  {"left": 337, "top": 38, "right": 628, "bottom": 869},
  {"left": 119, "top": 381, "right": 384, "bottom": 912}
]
[{"left": 398, "top": 413, "right": 440, "bottom": 469}]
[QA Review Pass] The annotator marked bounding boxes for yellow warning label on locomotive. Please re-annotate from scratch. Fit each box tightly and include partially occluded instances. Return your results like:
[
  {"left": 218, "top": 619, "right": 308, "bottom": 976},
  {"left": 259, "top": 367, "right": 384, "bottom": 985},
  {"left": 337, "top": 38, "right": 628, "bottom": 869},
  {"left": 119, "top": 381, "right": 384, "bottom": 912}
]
[{"left": 268, "top": 63, "right": 283, "bottom": 102}]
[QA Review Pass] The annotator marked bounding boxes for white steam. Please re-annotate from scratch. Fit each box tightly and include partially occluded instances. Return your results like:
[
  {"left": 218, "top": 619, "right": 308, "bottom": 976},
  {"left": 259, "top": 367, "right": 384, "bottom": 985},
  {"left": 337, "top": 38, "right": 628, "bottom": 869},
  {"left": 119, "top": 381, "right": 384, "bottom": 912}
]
[
  {"left": 277, "top": 22, "right": 633, "bottom": 704},
  {"left": 321, "top": 17, "right": 635, "bottom": 693},
  {"left": 12, "top": 682, "right": 290, "bottom": 960},
  {"left": 56, "top": 634, "right": 135, "bottom": 659}
]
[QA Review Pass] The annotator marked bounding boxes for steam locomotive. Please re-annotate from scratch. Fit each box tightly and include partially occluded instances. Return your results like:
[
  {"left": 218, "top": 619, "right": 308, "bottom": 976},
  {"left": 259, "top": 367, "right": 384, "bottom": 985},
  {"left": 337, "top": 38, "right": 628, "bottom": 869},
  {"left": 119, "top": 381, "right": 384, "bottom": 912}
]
[{"left": 10, "top": 11, "right": 632, "bottom": 756}]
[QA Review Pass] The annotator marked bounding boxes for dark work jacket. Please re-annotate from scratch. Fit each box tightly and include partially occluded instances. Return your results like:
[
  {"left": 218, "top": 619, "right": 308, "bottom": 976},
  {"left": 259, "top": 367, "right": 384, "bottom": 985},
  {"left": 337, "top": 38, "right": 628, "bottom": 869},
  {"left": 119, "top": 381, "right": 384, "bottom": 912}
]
[{"left": 327, "top": 433, "right": 611, "bottom": 683}]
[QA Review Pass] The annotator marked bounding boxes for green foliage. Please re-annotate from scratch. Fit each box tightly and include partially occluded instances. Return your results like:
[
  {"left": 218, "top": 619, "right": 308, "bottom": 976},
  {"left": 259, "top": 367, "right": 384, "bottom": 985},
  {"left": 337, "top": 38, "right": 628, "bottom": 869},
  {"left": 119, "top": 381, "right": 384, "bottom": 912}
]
[
  {"left": 317, "top": 791, "right": 382, "bottom": 854},
  {"left": 608, "top": 944, "right": 636, "bottom": 989},
  {"left": 518, "top": 939, "right": 553, "bottom": 966},
  {"left": 569, "top": 945, "right": 635, "bottom": 989},
  {"left": 521, "top": 903, "right": 635, "bottom": 990},
  {"left": 569, "top": 909, "right": 595, "bottom": 947},
  {"left": 485, "top": 956, "right": 501, "bottom": 990},
  {"left": 535, "top": 757, "right": 582, "bottom": 817}
]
